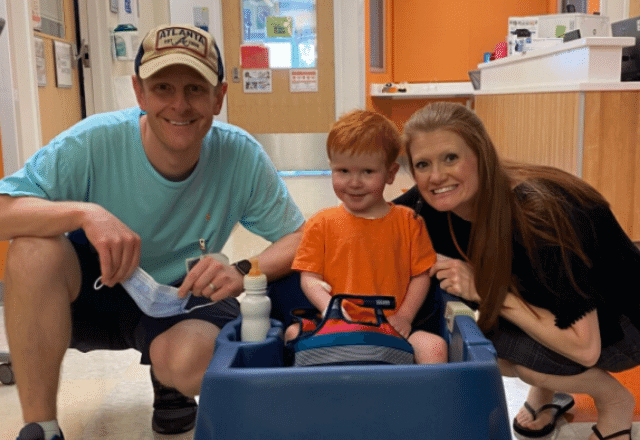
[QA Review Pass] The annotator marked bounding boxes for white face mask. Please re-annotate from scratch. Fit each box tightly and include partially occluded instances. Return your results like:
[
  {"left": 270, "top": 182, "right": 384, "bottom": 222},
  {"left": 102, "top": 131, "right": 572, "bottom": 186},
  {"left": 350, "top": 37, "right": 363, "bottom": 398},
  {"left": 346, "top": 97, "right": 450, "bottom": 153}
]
[{"left": 94, "top": 267, "right": 216, "bottom": 318}]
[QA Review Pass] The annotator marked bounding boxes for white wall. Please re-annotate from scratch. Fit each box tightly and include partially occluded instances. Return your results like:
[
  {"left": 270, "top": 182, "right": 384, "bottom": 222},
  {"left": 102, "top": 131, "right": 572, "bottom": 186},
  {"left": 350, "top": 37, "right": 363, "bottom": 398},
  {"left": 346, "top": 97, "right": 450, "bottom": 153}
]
[
  {"left": 87, "top": 0, "right": 170, "bottom": 113},
  {"left": 601, "top": 0, "right": 630, "bottom": 22},
  {"left": 0, "top": 0, "right": 42, "bottom": 175}
]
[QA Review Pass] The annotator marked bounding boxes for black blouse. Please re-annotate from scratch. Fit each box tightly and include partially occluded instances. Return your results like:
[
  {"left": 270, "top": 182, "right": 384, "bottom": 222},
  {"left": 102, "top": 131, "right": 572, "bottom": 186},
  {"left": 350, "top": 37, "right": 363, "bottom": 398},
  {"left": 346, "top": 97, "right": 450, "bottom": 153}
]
[{"left": 394, "top": 185, "right": 640, "bottom": 347}]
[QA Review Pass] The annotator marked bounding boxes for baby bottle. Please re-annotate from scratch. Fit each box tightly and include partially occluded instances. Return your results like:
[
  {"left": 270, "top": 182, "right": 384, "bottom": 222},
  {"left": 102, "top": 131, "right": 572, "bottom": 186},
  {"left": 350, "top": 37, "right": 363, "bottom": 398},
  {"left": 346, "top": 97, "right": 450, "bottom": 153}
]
[{"left": 240, "top": 259, "right": 271, "bottom": 342}]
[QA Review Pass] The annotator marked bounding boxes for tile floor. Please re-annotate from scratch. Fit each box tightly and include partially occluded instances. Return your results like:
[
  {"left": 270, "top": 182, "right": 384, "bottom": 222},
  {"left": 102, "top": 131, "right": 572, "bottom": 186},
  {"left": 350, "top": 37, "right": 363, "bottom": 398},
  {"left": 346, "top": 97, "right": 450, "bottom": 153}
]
[
  {"left": 2, "top": 304, "right": 637, "bottom": 440},
  {"left": 1, "top": 173, "right": 639, "bottom": 439}
]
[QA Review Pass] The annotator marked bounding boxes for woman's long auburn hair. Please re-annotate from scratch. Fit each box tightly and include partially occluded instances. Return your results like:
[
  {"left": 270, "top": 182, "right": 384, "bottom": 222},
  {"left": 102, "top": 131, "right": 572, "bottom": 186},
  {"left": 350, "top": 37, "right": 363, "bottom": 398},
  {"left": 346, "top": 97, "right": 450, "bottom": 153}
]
[{"left": 403, "top": 102, "right": 608, "bottom": 331}]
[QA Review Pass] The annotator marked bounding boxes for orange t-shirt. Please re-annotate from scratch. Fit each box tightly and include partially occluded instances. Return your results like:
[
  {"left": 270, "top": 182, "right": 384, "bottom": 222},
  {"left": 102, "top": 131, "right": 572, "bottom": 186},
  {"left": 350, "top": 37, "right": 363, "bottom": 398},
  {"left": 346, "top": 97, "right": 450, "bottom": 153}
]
[{"left": 292, "top": 204, "right": 437, "bottom": 321}]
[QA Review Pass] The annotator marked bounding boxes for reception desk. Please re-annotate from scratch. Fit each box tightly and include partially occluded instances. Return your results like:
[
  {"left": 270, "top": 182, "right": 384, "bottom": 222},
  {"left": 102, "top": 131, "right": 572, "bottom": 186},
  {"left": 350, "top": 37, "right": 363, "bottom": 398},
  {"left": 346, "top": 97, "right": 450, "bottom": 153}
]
[{"left": 474, "top": 38, "right": 640, "bottom": 240}]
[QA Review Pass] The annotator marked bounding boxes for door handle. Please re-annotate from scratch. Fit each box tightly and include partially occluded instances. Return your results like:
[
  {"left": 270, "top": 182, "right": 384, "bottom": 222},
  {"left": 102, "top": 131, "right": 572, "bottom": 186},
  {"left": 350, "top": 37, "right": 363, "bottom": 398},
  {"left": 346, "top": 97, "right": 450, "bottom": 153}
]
[{"left": 75, "top": 39, "right": 90, "bottom": 68}]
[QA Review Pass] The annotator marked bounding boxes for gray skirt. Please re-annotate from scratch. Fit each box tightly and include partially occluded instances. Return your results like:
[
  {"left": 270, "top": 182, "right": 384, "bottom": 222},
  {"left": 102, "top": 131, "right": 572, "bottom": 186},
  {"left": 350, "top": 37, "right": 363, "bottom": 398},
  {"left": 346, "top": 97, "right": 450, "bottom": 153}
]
[{"left": 486, "top": 314, "right": 640, "bottom": 376}]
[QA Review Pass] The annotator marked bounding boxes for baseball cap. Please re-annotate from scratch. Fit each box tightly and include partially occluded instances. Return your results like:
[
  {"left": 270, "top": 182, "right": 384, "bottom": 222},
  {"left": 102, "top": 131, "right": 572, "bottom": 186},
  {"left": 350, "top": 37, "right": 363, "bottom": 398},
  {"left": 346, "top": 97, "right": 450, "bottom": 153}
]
[{"left": 134, "top": 24, "right": 224, "bottom": 86}]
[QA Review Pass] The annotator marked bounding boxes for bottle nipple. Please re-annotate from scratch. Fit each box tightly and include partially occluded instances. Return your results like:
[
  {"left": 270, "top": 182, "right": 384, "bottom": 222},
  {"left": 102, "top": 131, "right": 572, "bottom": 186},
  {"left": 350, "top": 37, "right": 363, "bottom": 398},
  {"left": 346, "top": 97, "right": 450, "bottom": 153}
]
[
  {"left": 248, "top": 258, "right": 261, "bottom": 277},
  {"left": 243, "top": 258, "right": 267, "bottom": 290}
]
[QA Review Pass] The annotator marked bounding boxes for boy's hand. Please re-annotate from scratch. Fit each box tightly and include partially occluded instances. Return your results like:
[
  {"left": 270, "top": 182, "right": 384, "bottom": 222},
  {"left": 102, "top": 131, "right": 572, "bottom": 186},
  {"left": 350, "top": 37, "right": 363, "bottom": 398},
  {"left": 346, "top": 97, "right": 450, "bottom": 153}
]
[{"left": 387, "top": 314, "right": 412, "bottom": 338}]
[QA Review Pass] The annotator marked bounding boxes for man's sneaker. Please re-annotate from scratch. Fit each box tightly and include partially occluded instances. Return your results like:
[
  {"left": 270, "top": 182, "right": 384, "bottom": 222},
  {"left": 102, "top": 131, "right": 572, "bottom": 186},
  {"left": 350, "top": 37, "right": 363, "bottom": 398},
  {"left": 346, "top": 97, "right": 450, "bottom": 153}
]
[
  {"left": 151, "top": 369, "right": 198, "bottom": 434},
  {"left": 17, "top": 423, "right": 64, "bottom": 440}
]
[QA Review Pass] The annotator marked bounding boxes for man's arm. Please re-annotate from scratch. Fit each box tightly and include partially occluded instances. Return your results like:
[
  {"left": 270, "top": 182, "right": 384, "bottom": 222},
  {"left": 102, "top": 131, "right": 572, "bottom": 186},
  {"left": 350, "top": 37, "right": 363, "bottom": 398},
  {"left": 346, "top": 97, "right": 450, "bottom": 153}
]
[
  {"left": 178, "top": 224, "right": 305, "bottom": 300},
  {"left": 255, "top": 224, "right": 305, "bottom": 281},
  {"left": 0, "top": 195, "right": 141, "bottom": 286},
  {"left": 0, "top": 195, "right": 89, "bottom": 239}
]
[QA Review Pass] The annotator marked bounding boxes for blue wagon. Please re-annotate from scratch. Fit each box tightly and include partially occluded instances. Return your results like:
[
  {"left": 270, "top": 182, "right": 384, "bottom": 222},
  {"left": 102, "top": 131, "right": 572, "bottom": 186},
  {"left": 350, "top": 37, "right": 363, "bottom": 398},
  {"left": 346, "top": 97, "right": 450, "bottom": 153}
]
[{"left": 195, "top": 280, "right": 511, "bottom": 440}]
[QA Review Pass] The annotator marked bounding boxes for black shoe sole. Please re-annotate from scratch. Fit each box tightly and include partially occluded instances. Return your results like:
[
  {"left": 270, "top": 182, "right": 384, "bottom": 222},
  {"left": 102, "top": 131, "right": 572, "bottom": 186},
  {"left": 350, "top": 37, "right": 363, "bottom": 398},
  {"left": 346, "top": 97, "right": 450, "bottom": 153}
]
[{"left": 152, "top": 406, "right": 197, "bottom": 434}]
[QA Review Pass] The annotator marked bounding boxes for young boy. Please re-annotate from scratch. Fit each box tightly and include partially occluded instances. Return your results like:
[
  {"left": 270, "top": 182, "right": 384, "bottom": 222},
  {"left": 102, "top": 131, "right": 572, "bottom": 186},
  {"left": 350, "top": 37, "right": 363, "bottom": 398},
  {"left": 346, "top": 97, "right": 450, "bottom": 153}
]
[{"left": 287, "top": 110, "right": 447, "bottom": 364}]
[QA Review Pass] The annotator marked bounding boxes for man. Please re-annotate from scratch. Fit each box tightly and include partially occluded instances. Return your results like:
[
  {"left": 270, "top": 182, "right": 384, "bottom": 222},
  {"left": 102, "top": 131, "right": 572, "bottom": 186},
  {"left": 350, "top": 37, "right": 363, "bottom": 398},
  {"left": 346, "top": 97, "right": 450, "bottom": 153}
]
[{"left": 1, "top": 24, "right": 304, "bottom": 440}]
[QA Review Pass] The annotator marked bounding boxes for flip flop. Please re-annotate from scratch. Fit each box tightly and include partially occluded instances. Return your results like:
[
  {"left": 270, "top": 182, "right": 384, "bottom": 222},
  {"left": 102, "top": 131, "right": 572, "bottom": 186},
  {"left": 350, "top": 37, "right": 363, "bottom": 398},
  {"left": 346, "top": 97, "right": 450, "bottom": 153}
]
[
  {"left": 512, "top": 393, "right": 575, "bottom": 438},
  {"left": 591, "top": 425, "right": 632, "bottom": 440}
]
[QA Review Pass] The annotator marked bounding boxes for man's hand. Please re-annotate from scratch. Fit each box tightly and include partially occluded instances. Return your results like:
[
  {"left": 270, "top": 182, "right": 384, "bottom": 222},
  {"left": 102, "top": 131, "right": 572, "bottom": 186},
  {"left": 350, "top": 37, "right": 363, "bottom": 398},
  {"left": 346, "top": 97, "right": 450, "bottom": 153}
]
[
  {"left": 178, "top": 255, "right": 243, "bottom": 301},
  {"left": 81, "top": 204, "right": 140, "bottom": 287}
]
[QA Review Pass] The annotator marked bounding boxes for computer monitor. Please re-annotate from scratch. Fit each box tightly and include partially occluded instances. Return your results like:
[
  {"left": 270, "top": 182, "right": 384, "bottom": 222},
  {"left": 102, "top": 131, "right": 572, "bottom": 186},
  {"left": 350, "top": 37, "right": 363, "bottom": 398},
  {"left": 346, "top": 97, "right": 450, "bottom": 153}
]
[{"left": 611, "top": 16, "right": 640, "bottom": 81}]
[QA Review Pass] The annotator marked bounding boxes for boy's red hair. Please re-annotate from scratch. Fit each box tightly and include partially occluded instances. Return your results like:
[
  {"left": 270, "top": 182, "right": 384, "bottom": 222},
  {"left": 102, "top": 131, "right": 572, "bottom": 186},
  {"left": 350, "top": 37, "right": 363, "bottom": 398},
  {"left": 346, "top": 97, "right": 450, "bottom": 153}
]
[{"left": 327, "top": 110, "right": 401, "bottom": 166}]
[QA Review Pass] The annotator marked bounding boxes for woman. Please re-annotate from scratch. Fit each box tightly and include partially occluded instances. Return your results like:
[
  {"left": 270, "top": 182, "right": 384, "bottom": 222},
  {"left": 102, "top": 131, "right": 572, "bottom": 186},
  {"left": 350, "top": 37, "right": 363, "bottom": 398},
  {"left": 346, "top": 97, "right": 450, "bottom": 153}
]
[{"left": 394, "top": 102, "right": 640, "bottom": 440}]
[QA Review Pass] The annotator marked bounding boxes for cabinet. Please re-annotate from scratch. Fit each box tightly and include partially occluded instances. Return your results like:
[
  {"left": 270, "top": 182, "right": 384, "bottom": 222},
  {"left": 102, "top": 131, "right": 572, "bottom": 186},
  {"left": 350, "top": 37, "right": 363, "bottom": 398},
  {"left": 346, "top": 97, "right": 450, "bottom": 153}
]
[{"left": 475, "top": 88, "right": 640, "bottom": 240}]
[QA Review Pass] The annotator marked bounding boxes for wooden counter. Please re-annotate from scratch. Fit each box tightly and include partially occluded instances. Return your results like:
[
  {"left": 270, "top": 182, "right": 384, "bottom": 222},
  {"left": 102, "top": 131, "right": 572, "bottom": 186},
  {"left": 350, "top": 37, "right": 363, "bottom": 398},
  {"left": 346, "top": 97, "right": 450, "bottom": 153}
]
[{"left": 475, "top": 86, "right": 640, "bottom": 240}]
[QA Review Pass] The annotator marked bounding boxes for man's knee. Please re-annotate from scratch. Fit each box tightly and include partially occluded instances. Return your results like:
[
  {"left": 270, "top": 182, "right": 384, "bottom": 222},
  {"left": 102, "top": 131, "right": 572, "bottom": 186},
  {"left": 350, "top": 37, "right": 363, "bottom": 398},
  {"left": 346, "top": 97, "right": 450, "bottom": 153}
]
[
  {"left": 6, "top": 236, "right": 81, "bottom": 299},
  {"left": 8, "top": 235, "right": 69, "bottom": 271},
  {"left": 149, "top": 322, "right": 219, "bottom": 379}
]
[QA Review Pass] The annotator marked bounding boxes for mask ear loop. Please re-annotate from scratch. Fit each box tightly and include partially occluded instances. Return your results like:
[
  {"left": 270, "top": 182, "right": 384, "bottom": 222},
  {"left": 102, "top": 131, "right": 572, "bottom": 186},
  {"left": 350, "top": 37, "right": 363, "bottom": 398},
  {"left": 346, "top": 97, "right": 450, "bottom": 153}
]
[
  {"left": 185, "top": 301, "right": 218, "bottom": 313},
  {"left": 94, "top": 277, "right": 104, "bottom": 290}
]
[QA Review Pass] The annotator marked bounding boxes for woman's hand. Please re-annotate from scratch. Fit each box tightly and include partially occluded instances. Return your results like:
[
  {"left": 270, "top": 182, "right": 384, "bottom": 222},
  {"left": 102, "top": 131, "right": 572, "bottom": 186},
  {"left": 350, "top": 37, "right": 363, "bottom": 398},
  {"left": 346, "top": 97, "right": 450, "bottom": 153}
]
[{"left": 429, "top": 254, "right": 481, "bottom": 303}]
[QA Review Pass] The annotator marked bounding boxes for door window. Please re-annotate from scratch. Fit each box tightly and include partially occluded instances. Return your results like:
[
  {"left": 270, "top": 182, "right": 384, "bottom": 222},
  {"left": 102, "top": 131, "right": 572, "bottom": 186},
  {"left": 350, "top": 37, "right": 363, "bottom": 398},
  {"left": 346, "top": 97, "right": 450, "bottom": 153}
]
[
  {"left": 241, "top": 0, "right": 317, "bottom": 68},
  {"left": 37, "top": 0, "right": 66, "bottom": 39}
]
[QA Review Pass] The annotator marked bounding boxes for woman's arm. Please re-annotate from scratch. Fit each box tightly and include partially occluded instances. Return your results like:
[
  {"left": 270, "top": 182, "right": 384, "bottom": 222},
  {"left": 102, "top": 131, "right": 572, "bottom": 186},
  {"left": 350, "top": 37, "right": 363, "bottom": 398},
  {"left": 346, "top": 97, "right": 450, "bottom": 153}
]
[
  {"left": 500, "top": 293, "right": 601, "bottom": 367},
  {"left": 430, "top": 255, "right": 601, "bottom": 367}
]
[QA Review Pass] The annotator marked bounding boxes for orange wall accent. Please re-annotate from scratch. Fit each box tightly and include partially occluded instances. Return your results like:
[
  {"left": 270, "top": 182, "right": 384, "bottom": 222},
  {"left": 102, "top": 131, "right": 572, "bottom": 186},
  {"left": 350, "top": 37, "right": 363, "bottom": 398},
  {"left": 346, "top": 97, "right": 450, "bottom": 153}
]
[
  {"left": 392, "top": 0, "right": 553, "bottom": 83},
  {"left": 365, "top": 0, "right": 558, "bottom": 129}
]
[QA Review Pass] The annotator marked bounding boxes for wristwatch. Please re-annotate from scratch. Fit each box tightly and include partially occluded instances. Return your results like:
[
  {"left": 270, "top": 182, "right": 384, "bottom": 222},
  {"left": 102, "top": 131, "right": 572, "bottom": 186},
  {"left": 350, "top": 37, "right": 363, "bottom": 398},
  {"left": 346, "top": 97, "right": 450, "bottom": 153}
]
[{"left": 232, "top": 259, "right": 252, "bottom": 276}]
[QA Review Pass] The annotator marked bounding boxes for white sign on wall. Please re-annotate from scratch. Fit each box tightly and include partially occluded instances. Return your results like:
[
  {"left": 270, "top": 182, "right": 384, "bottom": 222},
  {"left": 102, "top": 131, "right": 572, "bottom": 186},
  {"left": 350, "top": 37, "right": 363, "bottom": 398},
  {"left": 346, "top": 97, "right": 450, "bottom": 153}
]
[
  {"left": 243, "top": 69, "right": 272, "bottom": 93},
  {"left": 54, "top": 40, "right": 73, "bottom": 88},
  {"left": 290, "top": 68, "right": 318, "bottom": 92}
]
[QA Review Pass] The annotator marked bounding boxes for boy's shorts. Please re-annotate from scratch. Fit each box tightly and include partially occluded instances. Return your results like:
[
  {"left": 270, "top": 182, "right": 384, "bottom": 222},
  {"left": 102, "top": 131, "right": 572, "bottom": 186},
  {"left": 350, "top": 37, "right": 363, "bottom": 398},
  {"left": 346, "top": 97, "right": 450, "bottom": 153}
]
[{"left": 67, "top": 230, "right": 240, "bottom": 364}]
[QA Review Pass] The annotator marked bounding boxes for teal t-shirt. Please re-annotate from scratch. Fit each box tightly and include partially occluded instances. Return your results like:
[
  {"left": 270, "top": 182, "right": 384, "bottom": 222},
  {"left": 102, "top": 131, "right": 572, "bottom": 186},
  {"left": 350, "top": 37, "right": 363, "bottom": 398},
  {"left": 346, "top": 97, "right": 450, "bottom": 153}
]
[{"left": 0, "top": 107, "right": 304, "bottom": 284}]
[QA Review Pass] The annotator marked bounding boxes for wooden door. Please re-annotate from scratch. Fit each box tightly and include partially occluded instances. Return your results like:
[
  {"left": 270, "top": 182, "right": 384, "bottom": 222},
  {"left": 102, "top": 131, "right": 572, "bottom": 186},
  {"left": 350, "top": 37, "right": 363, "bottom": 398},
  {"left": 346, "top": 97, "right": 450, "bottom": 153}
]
[
  {"left": 35, "top": 0, "right": 83, "bottom": 144},
  {"left": 221, "top": 0, "right": 335, "bottom": 134}
]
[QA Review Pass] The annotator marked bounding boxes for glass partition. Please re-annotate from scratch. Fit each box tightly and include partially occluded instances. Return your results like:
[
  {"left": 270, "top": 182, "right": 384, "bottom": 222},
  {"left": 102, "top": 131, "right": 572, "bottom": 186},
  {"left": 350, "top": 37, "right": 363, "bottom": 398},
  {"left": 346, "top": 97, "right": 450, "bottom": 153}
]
[{"left": 242, "top": 0, "right": 317, "bottom": 69}]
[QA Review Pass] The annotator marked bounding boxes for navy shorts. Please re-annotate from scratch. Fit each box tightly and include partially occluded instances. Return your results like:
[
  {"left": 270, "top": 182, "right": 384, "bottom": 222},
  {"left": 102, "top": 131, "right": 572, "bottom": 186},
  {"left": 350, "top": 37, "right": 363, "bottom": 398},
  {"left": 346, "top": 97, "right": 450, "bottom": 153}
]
[{"left": 67, "top": 230, "right": 240, "bottom": 364}]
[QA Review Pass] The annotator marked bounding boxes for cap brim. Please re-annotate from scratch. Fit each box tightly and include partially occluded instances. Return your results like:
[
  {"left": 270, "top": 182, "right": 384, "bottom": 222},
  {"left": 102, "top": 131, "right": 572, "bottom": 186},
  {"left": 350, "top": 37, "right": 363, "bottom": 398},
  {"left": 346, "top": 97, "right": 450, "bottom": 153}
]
[{"left": 139, "top": 53, "right": 218, "bottom": 87}]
